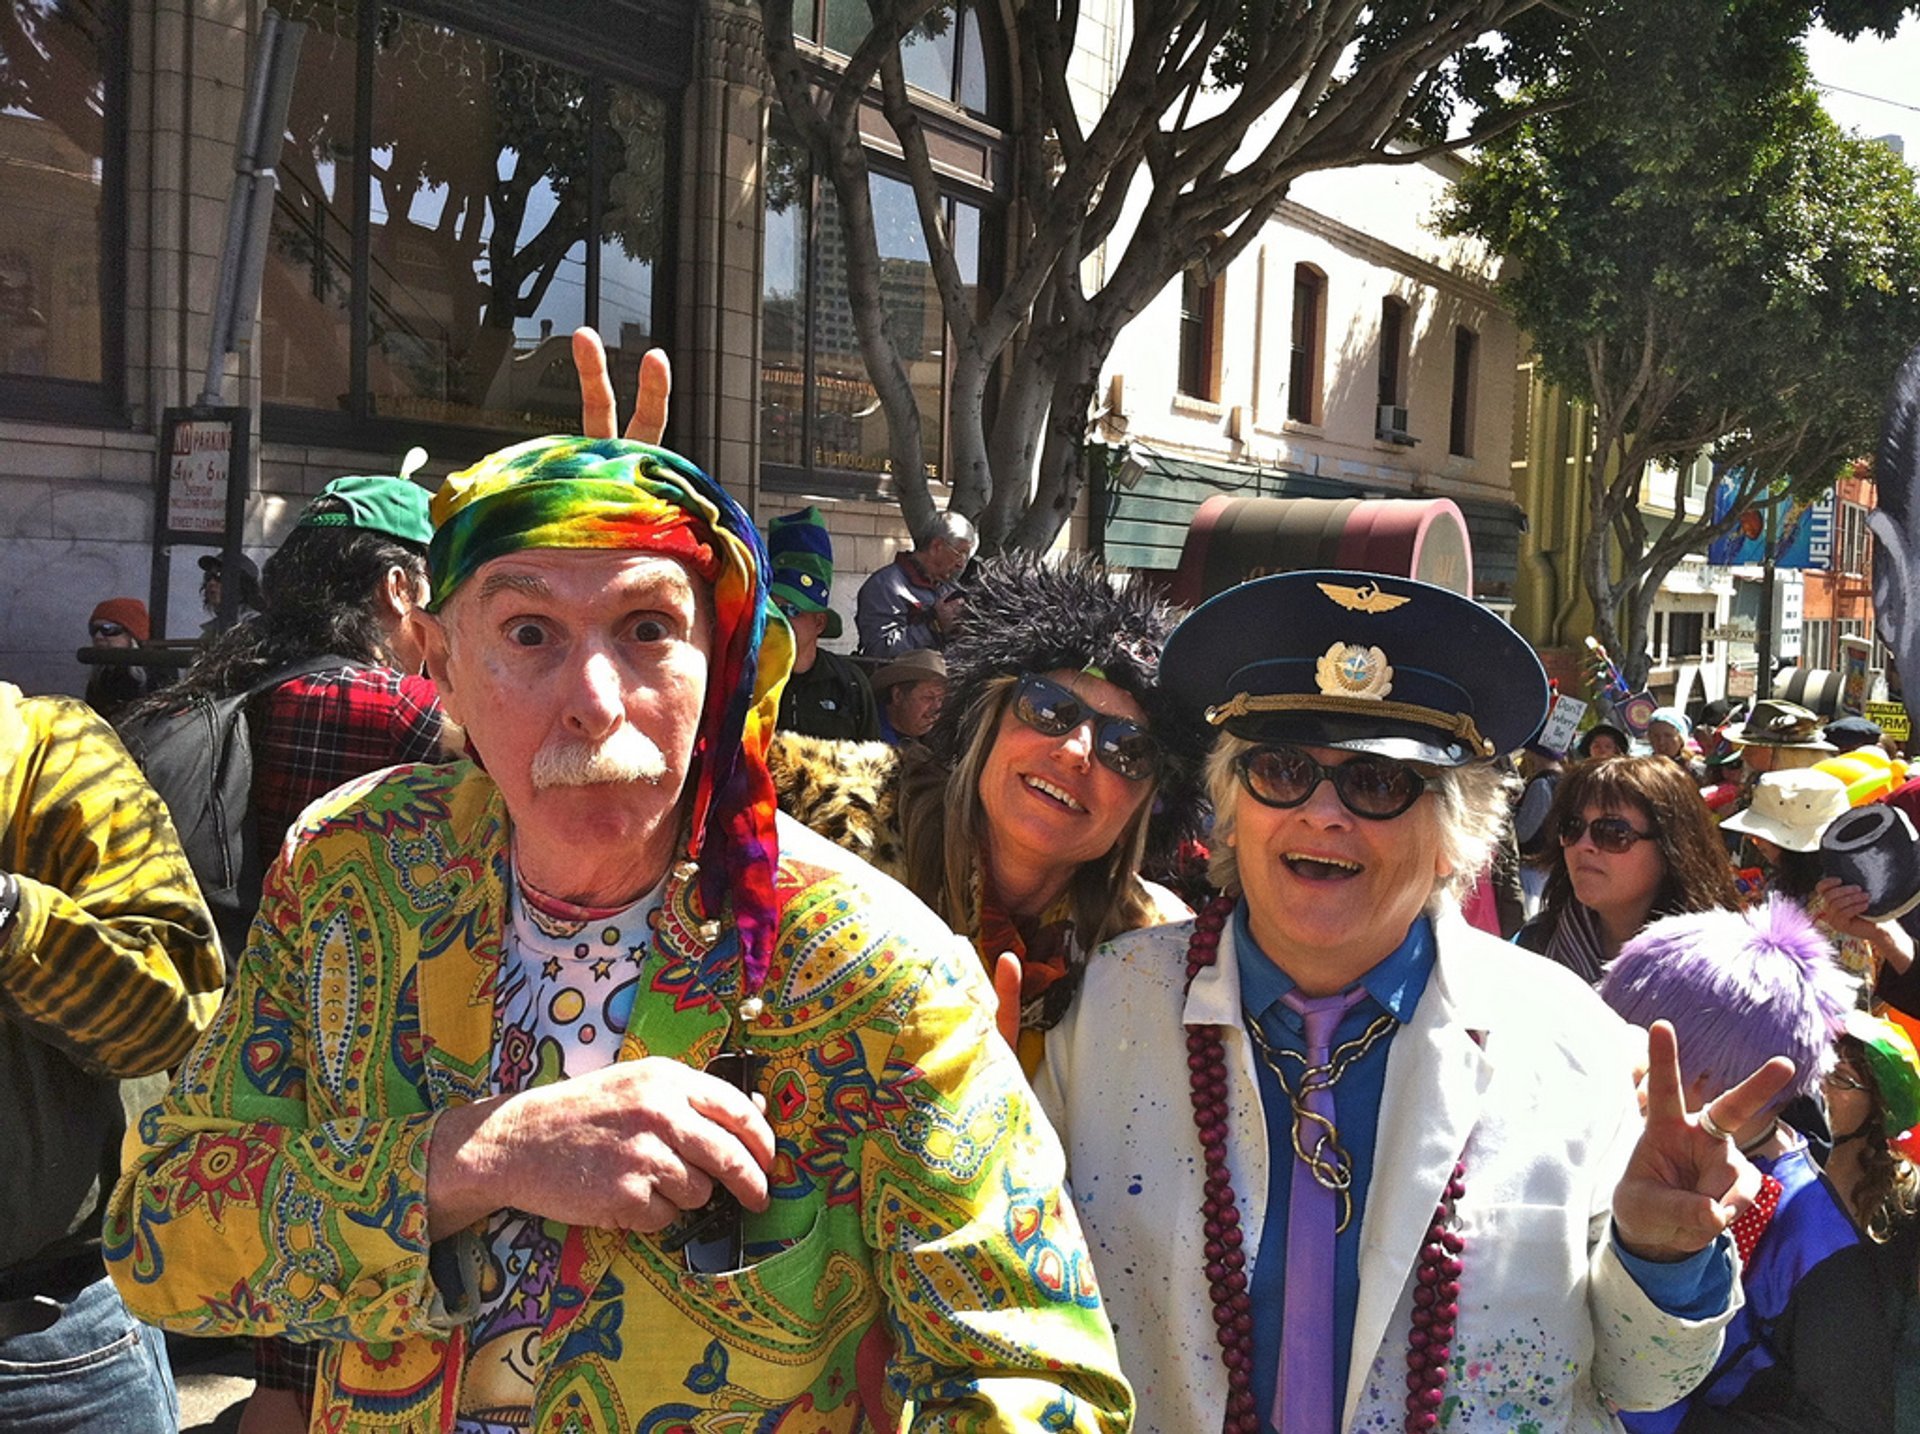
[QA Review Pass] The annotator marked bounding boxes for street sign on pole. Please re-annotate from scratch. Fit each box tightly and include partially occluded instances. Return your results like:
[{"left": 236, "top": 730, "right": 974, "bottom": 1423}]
[{"left": 151, "top": 407, "right": 251, "bottom": 638}]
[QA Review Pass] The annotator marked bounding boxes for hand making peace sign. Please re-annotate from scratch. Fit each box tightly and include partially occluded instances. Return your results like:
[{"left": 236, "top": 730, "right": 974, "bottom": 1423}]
[
  {"left": 1612, "top": 1019, "right": 1795, "bottom": 1263},
  {"left": 574, "top": 325, "right": 672, "bottom": 445}
]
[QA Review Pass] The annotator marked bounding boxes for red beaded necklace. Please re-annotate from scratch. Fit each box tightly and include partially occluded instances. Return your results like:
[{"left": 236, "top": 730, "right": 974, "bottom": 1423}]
[{"left": 1183, "top": 894, "right": 1466, "bottom": 1434}]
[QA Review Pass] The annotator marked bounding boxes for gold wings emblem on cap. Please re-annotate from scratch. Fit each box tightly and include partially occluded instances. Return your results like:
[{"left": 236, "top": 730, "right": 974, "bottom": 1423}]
[
  {"left": 1315, "top": 642, "right": 1395, "bottom": 699},
  {"left": 1317, "top": 581, "right": 1410, "bottom": 614}
]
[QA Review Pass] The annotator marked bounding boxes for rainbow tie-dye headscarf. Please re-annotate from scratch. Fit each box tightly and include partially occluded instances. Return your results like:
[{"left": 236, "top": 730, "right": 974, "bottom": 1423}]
[{"left": 428, "top": 435, "right": 794, "bottom": 990}]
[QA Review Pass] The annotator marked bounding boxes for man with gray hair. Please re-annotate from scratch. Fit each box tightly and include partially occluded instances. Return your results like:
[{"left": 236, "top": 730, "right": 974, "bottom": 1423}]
[
  {"left": 1038, "top": 569, "right": 1793, "bottom": 1434},
  {"left": 108, "top": 435, "right": 1129, "bottom": 1432},
  {"left": 855, "top": 511, "right": 976, "bottom": 658}
]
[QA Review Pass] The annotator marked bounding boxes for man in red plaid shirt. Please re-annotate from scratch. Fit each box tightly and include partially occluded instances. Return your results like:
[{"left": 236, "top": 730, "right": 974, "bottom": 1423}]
[
  {"left": 250, "top": 654, "right": 444, "bottom": 846},
  {"left": 142, "top": 472, "right": 452, "bottom": 1433}
]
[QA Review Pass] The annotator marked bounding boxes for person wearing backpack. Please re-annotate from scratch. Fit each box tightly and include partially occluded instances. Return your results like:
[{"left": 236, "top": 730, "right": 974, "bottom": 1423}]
[{"left": 120, "top": 474, "right": 453, "bottom": 1433}]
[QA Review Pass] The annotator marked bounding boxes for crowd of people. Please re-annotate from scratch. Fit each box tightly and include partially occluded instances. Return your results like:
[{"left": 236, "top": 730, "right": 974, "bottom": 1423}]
[{"left": 5, "top": 335, "right": 1919, "bottom": 1434}]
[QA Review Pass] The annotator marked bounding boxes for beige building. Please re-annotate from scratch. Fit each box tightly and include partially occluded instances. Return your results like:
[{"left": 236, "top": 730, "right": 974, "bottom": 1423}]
[{"left": 1091, "top": 154, "right": 1528, "bottom": 607}]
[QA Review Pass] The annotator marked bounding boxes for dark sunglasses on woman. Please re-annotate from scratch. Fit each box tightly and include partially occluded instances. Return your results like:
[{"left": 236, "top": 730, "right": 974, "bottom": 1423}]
[
  {"left": 88, "top": 622, "right": 127, "bottom": 641},
  {"left": 1011, "top": 674, "right": 1161, "bottom": 782},
  {"left": 1557, "top": 813, "right": 1656, "bottom": 854},
  {"left": 1234, "top": 744, "right": 1427, "bottom": 820}
]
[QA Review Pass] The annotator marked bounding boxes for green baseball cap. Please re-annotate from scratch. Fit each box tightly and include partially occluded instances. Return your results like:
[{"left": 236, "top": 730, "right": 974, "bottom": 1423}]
[{"left": 299, "top": 475, "right": 434, "bottom": 547}]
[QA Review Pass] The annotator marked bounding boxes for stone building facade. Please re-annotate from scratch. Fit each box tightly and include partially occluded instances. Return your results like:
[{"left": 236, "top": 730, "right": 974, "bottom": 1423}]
[{"left": 0, "top": 0, "right": 947, "bottom": 695}]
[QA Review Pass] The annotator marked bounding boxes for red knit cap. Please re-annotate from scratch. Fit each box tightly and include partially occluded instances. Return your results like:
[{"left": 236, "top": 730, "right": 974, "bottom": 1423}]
[{"left": 89, "top": 597, "right": 149, "bottom": 641}]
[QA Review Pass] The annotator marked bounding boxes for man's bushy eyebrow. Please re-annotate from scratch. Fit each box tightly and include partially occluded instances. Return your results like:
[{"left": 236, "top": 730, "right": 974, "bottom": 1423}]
[{"left": 473, "top": 572, "right": 550, "bottom": 601}]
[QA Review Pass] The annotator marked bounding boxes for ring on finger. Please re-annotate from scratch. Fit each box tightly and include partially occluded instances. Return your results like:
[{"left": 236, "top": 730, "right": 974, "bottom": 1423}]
[{"left": 1698, "top": 1108, "right": 1734, "bottom": 1143}]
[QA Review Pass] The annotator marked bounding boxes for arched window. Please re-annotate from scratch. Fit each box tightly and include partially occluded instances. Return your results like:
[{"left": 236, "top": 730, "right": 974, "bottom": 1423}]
[{"left": 1286, "top": 263, "right": 1325, "bottom": 425}]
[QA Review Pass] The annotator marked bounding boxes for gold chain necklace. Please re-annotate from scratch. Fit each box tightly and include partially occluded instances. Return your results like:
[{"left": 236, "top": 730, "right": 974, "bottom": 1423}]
[{"left": 1242, "top": 1009, "right": 1397, "bottom": 1232}]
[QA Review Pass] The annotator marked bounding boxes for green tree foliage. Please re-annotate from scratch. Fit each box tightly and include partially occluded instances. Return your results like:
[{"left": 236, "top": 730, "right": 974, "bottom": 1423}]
[
  {"left": 762, "top": 0, "right": 1913, "bottom": 553},
  {"left": 1446, "top": 4, "right": 1920, "bottom": 685}
]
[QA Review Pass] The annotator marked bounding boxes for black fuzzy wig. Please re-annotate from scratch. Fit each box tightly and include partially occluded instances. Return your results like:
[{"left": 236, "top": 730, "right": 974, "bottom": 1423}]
[{"left": 929, "top": 550, "right": 1209, "bottom": 870}]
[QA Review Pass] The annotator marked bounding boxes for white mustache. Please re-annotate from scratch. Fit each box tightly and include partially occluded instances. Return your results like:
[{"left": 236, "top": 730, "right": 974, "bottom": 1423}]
[{"left": 530, "top": 726, "right": 669, "bottom": 788}]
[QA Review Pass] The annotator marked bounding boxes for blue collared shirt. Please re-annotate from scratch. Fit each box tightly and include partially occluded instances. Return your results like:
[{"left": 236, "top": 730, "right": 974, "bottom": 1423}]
[
  {"left": 1235, "top": 900, "right": 1433, "bottom": 1429},
  {"left": 1234, "top": 901, "right": 1733, "bottom": 1431}
]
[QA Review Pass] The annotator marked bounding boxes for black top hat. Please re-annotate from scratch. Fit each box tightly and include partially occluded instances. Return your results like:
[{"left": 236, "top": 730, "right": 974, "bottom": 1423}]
[
  {"left": 1820, "top": 803, "right": 1920, "bottom": 922},
  {"left": 1160, "top": 569, "right": 1549, "bottom": 767},
  {"left": 1576, "top": 723, "right": 1631, "bottom": 759}
]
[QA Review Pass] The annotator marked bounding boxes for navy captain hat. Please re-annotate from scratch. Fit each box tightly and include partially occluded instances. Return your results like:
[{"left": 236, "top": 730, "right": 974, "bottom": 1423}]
[{"left": 1160, "top": 569, "right": 1549, "bottom": 767}]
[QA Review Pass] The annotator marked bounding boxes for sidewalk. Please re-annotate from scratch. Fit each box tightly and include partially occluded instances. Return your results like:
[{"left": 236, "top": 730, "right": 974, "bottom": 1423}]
[{"left": 168, "top": 1335, "right": 252, "bottom": 1433}]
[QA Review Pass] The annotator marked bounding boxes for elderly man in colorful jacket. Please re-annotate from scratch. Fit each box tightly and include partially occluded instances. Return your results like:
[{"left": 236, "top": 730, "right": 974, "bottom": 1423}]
[{"left": 106, "top": 435, "right": 1130, "bottom": 1433}]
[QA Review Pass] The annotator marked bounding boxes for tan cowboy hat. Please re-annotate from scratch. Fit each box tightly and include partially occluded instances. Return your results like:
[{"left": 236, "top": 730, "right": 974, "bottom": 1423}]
[
  {"left": 1722, "top": 769, "right": 1853, "bottom": 852},
  {"left": 871, "top": 648, "right": 947, "bottom": 693}
]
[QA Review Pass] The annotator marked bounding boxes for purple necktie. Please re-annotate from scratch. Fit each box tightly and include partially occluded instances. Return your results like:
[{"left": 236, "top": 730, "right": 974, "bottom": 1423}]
[{"left": 1275, "top": 985, "right": 1367, "bottom": 1434}]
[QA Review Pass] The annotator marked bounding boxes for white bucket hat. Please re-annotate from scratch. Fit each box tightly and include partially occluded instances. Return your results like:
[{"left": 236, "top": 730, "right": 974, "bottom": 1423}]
[{"left": 1721, "top": 769, "right": 1853, "bottom": 852}]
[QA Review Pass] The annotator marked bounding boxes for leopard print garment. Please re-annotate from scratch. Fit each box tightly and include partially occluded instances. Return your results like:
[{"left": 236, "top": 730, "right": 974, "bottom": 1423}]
[{"left": 766, "top": 732, "right": 907, "bottom": 879}]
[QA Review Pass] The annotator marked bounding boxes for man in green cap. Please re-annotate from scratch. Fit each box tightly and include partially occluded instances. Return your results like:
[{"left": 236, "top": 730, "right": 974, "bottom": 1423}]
[{"left": 768, "top": 506, "right": 879, "bottom": 741}]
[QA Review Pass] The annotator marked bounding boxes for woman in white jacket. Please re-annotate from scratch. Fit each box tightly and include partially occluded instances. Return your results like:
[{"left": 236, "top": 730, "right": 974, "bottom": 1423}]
[{"left": 1037, "top": 570, "right": 1792, "bottom": 1434}]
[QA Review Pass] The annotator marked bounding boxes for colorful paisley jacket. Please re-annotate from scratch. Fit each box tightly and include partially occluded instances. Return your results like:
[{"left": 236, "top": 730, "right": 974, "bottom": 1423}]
[{"left": 104, "top": 762, "right": 1131, "bottom": 1432}]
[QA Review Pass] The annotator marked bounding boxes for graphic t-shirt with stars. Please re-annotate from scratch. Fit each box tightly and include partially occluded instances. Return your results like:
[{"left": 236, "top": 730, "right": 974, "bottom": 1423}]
[{"left": 453, "top": 866, "right": 665, "bottom": 1434}]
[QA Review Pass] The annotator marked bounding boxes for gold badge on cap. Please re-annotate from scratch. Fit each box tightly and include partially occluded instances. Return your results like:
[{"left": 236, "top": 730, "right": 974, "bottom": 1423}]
[
  {"left": 1317, "top": 580, "right": 1410, "bottom": 614},
  {"left": 1316, "top": 642, "right": 1394, "bottom": 699}
]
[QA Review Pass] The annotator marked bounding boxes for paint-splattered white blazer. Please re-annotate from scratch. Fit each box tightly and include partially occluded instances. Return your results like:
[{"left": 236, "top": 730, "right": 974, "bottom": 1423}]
[{"left": 1036, "top": 904, "right": 1741, "bottom": 1433}]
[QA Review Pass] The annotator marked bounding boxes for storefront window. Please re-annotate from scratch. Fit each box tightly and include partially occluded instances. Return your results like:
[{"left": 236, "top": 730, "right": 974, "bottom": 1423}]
[
  {"left": 262, "top": 0, "right": 356, "bottom": 411},
  {"left": 0, "top": 1, "right": 120, "bottom": 402},
  {"left": 262, "top": 1, "right": 673, "bottom": 438}
]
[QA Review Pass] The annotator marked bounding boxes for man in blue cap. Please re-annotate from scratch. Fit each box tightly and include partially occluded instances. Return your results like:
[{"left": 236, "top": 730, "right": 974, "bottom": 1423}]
[
  {"left": 1038, "top": 570, "right": 1794, "bottom": 1434},
  {"left": 768, "top": 506, "right": 879, "bottom": 742}
]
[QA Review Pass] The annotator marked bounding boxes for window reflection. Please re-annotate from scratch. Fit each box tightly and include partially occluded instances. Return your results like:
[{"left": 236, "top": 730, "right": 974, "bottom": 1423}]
[
  {"left": 0, "top": 0, "right": 109, "bottom": 384},
  {"left": 597, "top": 86, "right": 667, "bottom": 425},
  {"left": 760, "top": 131, "right": 809, "bottom": 469},
  {"left": 762, "top": 139, "right": 980, "bottom": 484},
  {"left": 805, "top": 0, "right": 992, "bottom": 116},
  {"left": 263, "top": 0, "right": 355, "bottom": 410},
  {"left": 367, "top": 16, "right": 589, "bottom": 429},
  {"left": 261, "top": 3, "right": 671, "bottom": 435}
]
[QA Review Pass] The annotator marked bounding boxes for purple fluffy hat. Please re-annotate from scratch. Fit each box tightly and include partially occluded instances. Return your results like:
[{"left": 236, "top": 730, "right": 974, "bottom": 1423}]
[{"left": 1600, "top": 897, "right": 1852, "bottom": 1108}]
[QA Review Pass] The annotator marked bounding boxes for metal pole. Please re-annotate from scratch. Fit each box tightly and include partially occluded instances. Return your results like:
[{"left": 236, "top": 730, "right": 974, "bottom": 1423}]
[
  {"left": 200, "top": 11, "right": 306, "bottom": 406},
  {"left": 1758, "top": 496, "right": 1779, "bottom": 702}
]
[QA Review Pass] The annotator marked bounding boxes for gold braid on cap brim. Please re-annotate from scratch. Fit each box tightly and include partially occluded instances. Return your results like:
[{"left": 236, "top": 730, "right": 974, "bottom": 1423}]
[{"left": 1204, "top": 692, "right": 1493, "bottom": 758}]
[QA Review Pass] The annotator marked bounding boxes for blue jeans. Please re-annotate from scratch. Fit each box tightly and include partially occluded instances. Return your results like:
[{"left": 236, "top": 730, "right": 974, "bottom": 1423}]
[{"left": 0, "top": 1273, "right": 178, "bottom": 1432}]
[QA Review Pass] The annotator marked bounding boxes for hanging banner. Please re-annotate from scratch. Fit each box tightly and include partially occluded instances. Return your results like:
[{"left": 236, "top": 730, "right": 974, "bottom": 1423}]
[{"left": 1705, "top": 471, "right": 1832, "bottom": 569}]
